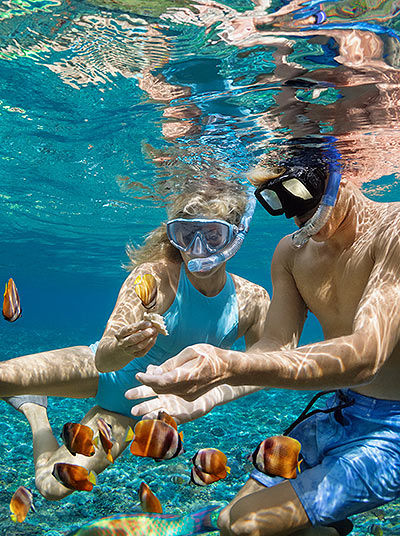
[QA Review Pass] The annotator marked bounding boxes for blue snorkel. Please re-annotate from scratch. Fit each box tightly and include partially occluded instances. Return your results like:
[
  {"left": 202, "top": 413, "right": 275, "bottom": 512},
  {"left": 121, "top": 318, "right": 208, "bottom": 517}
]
[
  {"left": 187, "top": 189, "right": 256, "bottom": 272},
  {"left": 291, "top": 137, "right": 342, "bottom": 248}
]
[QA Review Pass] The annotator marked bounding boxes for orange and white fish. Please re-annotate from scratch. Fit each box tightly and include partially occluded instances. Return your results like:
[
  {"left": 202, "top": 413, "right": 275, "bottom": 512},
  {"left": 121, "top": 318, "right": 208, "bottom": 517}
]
[
  {"left": 134, "top": 274, "right": 158, "bottom": 309},
  {"left": 61, "top": 423, "right": 95, "bottom": 457},
  {"left": 190, "top": 466, "right": 222, "bottom": 487},
  {"left": 192, "top": 448, "right": 230, "bottom": 480},
  {"left": 52, "top": 463, "right": 97, "bottom": 491},
  {"left": 9, "top": 486, "right": 35, "bottom": 523},
  {"left": 139, "top": 482, "right": 163, "bottom": 513},
  {"left": 94, "top": 418, "right": 114, "bottom": 463},
  {"left": 250, "top": 435, "right": 302, "bottom": 479},
  {"left": 3, "top": 278, "right": 22, "bottom": 322},
  {"left": 129, "top": 414, "right": 184, "bottom": 460}
]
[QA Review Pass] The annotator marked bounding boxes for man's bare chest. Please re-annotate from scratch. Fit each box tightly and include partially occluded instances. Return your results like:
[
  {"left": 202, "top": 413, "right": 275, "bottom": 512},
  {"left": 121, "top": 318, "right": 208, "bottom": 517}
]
[{"left": 293, "top": 244, "right": 374, "bottom": 334}]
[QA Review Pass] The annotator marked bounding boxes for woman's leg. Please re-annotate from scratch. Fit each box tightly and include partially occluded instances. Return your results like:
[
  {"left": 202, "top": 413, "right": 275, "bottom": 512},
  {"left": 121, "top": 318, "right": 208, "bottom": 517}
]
[
  {"left": 0, "top": 346, "right": 100, "bottom": 497},
  {"left": 35, "top": 405, "right": 136, "bottom": 501}
]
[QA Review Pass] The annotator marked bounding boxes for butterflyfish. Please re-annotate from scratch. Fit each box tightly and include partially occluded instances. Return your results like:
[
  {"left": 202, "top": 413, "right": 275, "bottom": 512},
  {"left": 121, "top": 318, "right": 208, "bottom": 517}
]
[
  {"left": 134, "top": 274, "right": 157, "bottom": 309},
  {"left": 9, "top": 486, "right": 35, "bottom": 523},
  {"left": 130, "top": 418, "right": 184, "bottom": 460},
  {"left": 52, "top": 462, "right": 97, "bottom": 491},
  {"left": 3, "top": 278, "right": 22, "bottom": 322},
  {"left": 94, "top": 418, "right": 114, "bottom": 463},
  {"left": 250, "top": 435, "right": 302, "bottom": 479},
  {"left": 65, "top": 505, "right": 221, "bottom": 536},
  {"left": 61, "top": 422, "right": 95, "bottom": 457},
  {"left": 190, "top": 466, "right": 223, "bottom": 487},
  {"left": 139, "top": 482, "right": 163, "bottom": 513},
  {"left": 158, "top": 410, "right": 178, "bottom": 430},
  {"left": 192, "top": 448, "right": 230, "bottom": 480}
]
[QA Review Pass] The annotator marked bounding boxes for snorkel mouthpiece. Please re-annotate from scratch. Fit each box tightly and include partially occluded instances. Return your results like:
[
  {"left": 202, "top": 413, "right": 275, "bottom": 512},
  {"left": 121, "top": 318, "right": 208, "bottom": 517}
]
[
  {"left": 291, "top": 140, "right": 342, "bottom": 248},
  {"left": 188, "top": 190, "right": 256, "bottom": 272}
]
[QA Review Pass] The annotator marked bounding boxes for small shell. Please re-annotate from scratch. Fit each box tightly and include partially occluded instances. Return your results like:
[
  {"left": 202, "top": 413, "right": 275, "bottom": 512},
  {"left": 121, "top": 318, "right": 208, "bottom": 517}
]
[
  {"left": 252, "top": 435, "right": 301, "bottom": 479},
  {"left": 143, "top": 312, "right": 168, "bottom": 336},
  {"left": 134, "top": 274, "right": 157, "bottom": 309}
]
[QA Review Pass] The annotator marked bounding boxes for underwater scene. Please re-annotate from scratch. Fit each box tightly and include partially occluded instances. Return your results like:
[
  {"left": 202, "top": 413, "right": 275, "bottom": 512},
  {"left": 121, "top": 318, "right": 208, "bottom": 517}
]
[{"left": 1, "top": 0, "right": 400, "bottom": 534}]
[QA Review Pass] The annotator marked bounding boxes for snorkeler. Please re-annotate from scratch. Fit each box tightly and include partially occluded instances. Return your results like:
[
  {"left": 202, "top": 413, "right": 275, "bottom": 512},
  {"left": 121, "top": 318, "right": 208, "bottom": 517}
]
[
  {"left": 128, "top": 140, "right": 400, "bottom": 536},
  {"left": 0, "top": 179, "right": 270, "bottom": 501}
]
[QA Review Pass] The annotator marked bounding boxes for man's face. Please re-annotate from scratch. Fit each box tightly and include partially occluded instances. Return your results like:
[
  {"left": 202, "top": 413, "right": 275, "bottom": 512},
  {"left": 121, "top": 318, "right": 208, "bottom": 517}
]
[{"left": 254, "top": 166, "right": 327, "bottom": 220}]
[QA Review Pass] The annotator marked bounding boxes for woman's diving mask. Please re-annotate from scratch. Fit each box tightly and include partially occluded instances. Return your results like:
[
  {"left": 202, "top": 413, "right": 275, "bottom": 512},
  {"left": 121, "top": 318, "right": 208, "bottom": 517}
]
[{"left": 167, "top": 189, "right": 257, "bottom": 272}]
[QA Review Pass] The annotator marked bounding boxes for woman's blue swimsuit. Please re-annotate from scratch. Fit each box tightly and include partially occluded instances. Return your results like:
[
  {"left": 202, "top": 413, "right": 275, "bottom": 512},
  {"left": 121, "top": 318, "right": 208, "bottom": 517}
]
[{"left": 92, "top": 264, "right": 239, "bottom": 417}]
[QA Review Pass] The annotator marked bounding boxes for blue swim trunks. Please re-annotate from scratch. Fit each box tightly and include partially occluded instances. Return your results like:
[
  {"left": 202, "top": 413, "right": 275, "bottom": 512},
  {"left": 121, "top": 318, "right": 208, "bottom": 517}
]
[{"left": 251, "top": 389, "right": 400, "bottom": 526}]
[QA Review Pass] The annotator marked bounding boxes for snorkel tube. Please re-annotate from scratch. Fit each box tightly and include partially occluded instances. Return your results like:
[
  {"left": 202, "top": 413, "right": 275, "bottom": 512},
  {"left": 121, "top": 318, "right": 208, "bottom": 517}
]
[
  {"left": 291, "top": 138, "right": 341, "bottom": 248},
  {"left": 187, "top": 189, "right": 256, "bottom": 273}
]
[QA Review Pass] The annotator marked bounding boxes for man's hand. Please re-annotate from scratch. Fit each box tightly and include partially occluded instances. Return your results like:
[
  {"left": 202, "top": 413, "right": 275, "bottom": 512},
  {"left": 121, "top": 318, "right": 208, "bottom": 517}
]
[
  {"left": 132, "top": 343, "right": 232, "bottom": 401},
  {"left": 125, "top": 384, "right": 212, "bottom": 424}
]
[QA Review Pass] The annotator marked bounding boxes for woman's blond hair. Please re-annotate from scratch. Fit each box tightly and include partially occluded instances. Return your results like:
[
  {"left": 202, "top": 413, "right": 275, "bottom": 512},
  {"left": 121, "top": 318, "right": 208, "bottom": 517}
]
[{"left": 126, "top": 182, "right": 248, "bottom": 269}]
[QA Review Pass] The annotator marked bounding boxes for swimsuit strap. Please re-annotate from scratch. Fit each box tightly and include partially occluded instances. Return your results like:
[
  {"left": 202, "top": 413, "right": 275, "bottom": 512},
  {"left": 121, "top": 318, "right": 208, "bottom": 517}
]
[{"left": 283, "top": 390, "right": 355, "bottom": 436}]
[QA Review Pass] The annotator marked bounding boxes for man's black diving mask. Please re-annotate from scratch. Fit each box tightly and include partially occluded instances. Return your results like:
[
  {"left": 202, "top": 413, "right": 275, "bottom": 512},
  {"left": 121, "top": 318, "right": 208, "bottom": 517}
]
[{"left": 254, "top": 165, "right": 327, "bottom": 219}]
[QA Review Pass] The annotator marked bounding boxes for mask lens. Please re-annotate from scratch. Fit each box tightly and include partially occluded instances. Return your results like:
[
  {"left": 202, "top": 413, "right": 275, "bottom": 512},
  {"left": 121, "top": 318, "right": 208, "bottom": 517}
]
[
  {"left": 260, "top": 189, "right": 282, "bottom": 211},
  {"left": 282, "top": 179, "right": 313, "bottom": 200},
  {"left": 167, "top": 219, "right": 232, "bottom": 252}
]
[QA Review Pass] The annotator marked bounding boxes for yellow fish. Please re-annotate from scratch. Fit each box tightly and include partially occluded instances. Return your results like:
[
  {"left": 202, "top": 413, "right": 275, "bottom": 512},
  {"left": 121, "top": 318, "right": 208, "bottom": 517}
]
[{"left": 134, "top": 274, "right": 157, "bottom": 309}]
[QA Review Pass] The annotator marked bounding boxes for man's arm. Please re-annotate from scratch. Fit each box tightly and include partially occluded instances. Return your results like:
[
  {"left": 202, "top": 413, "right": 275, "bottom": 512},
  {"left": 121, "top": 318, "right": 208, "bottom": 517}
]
[{"left": 133, "top": 232, "right": 400, "bottom": 399}]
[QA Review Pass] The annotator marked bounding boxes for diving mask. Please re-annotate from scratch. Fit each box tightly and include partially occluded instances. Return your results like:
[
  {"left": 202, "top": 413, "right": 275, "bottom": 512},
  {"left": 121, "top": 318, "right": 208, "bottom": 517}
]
[
  {"left": 254, "top": 165, "right": 327, "bottom": 219},
  {"left": 166, "top": 218, "right": 238, "bottom": 257}
]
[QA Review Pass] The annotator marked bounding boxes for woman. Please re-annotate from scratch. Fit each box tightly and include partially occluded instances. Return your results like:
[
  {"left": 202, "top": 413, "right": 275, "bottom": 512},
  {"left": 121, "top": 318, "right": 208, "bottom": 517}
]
[{"left": 0, "top": 180, "right": 269, "bottom": 501}]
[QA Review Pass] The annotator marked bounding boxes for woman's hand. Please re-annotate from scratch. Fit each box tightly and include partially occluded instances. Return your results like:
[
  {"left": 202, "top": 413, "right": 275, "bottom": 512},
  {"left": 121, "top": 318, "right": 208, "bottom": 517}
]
[
  {"left": 95, "top": 320, "right": 158, "bottom": 372},
  {"left": 132, "top": 343, "right": 233, "bottom": 401}
]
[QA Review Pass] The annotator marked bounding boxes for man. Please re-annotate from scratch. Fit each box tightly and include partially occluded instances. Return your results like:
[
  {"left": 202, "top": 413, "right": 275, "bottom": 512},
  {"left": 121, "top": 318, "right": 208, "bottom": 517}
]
[{"left": 127, "top": 146, "right": 400, "bottom": 536}]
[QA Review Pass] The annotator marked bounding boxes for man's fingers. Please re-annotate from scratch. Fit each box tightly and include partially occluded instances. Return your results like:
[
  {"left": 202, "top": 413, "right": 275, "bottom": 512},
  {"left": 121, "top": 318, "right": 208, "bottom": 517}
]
[
  {"left": 130, "top": 398, "right": 160, "bottom": 417},
  {"left": 125, "top": 385, "right": 156, "bottom": 400}
]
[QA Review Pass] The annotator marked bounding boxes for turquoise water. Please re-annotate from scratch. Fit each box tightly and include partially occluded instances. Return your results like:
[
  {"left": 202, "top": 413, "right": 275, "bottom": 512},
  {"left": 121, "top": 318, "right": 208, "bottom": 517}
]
[{"left": 1, "top": 0, "right": 400, "bottom": 534}]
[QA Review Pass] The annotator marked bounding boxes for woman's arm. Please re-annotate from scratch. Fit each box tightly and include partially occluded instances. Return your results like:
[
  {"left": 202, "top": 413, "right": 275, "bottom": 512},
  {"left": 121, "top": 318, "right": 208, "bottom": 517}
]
[{"left": 95, "top": 262, "right": 175, "bottom": 373}]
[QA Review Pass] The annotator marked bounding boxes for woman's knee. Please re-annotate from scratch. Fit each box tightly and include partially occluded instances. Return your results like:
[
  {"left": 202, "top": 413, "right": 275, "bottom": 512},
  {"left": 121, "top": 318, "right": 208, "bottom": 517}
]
[{"left": 35, "top": 473, "right": 72, "bottom": 501}]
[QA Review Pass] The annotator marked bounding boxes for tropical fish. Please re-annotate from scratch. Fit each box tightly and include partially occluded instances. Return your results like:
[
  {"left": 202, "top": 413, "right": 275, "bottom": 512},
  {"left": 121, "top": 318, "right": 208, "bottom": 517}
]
[
  {"left": 65, "top": 505, "right": 221, "bottom": 536},
  {"left": 190, "top": 466, "right": 222, "bottom": 487},
  {"left": 3, "top": 278, "right": 22, "bottom": 322},
  {"left": 9, "top": 486, "right": 35, "bottom": 523},
  {"left": 134, "top": 274, "right": 157, "bottom": 309},
  {"left": 94, "top": 418, "right": 114, "bottom": 463},
  {"left": 369, "top": 524, "right": 384, "bottom": 536},
  {"left": 192, "top": 448, "right": 230, "bottom": 480},
  {"left": 250, "top": 435, "right": 302, "bottom": 479},
  {"left": 130, "top": 416, "right": 184, "bottom": 460},
  {"left": 61, "top": 423, "right": 95, "bottom": 457},
  {"left": 52, "top": 463, "right": 97, "bottom": 491},
  {"left": 139, "top": 482, "right": 163, "bottom": 513}
]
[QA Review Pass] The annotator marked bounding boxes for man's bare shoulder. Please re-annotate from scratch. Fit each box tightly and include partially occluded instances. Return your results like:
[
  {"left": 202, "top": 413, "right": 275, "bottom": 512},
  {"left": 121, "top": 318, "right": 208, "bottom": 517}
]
[{"left": 371, "top": 202, "right": 400, "bottom": 251}]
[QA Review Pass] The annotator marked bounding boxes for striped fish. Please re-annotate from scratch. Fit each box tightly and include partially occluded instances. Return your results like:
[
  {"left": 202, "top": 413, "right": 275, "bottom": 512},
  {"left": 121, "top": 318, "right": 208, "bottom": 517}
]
[
  {"left": 3, "top": 278, "right": 22, "bottom": 322},
  {"left": 130, "top": 417, "right": 184, "bottom": 460}
]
